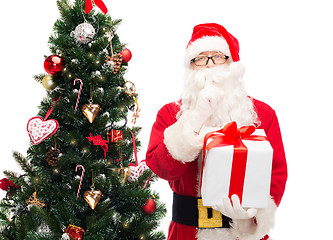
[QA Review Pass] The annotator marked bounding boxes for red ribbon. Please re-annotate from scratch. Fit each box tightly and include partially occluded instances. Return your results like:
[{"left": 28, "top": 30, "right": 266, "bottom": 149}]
[
  {"left": 44, "top": 96, "right": 61, "bottom": 120},
  {"left": 129, "top": 131, "right": 152, "bottom": 189},
  {"left": 201, "top": 122, "right": 268, "bottom": 204},
  {"left": 86, "top": 133, "right": 109, "bottom": 159},
  {"left": 85, "top": 0, "right": 108, "bottom": 14}
]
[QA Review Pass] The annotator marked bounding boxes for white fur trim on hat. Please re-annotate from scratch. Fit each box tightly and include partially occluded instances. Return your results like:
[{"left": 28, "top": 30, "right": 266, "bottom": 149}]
[{"left": 184, "top": 36, "right": 231, "bottom": 68}]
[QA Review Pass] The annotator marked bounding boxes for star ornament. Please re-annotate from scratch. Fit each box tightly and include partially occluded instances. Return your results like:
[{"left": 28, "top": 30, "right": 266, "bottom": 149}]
[{"left": 26, "top": 191, "right": 46, "bottom": 208}]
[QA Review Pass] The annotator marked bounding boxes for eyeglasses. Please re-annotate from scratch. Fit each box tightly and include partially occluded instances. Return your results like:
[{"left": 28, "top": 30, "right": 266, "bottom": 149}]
[{"left": 191, "top": 54, "right": 229, "bottom": 66}]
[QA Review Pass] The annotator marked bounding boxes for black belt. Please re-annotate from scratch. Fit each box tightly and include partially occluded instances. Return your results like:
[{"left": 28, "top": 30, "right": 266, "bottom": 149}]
[{"left": 172, "top": 192, "right": 231, "bottom": 229}]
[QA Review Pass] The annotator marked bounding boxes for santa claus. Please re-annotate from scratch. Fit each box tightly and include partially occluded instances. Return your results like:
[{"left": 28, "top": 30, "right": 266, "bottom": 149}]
[{"left": 145, "top": 23, "right": 287, "bottom": 240}]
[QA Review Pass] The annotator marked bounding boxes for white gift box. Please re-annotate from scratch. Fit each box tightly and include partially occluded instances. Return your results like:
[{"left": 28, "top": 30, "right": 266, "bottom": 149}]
[{"left": 201, "top": 129, "right": 273, "bottom": 208}]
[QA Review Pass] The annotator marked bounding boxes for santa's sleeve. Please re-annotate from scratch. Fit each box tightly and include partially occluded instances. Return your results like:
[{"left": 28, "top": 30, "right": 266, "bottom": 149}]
[
  {"left": 230, "top": 107, "right": 288, "bottom": 240},
  {"left": 146, "top": 103, "right": 203, "bottom": 181}
]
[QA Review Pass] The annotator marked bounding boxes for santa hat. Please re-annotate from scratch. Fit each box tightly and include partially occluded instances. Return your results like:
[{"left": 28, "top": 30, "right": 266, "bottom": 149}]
[{"left": 184, "top": 23, "right": 240, "bottom": 66}]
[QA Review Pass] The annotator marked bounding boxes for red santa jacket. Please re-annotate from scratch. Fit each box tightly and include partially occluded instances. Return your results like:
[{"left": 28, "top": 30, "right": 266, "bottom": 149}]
[{"left": 146, "top": 98, "right": 287, "bottom": 240}]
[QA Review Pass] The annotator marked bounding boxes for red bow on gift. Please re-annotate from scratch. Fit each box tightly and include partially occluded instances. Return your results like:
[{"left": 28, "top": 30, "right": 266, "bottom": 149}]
[
  {"left": 201, "top": 122, "right": 268, "bottom": 204},
  {"left": 85, "top": 0, "right": 108, "bottom": 14}
]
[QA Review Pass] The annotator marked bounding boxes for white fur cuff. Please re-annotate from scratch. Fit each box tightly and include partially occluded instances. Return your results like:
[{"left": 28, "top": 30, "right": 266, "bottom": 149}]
[{"left": 164, "top": 114, "right": 203, "bottom": 163}]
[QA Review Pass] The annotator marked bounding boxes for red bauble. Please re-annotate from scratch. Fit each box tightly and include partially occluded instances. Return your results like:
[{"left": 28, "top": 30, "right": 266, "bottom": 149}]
[
  {"left": 141, "top": 198, "right": 156, "bottom": 215},
  {"left": 120, "top": 48, "right": 132, "bottom": 63},
  {"left": 44, "top": 55, "right": 65, "bottom": 75}
]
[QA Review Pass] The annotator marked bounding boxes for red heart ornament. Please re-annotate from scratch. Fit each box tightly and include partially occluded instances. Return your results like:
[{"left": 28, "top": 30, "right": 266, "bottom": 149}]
[
  {"left": 128, "top": 160, "right": 149, "bottom": 183},
  {"left": 27, "top": 117, "right": 59, "bottom": 145}
]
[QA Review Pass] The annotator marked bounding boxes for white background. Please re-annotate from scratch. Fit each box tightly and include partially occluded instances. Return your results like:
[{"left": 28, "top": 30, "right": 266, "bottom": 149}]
[{"left": 1, "top": 0, "right": 333, "bottom": 239}]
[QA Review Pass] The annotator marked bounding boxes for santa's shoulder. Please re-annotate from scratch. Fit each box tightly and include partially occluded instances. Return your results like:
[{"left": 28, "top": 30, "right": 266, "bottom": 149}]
[
  {"left": 250, "top": 97, "right": 275, "bottom": 113},
  {"left": 250, "top": 97, "right": 278, "bottom": 126}
]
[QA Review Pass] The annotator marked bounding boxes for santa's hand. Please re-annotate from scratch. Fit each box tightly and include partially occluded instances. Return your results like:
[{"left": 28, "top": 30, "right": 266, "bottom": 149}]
[
  {"left": 196, "top": 85, "right": 222, "bottom": 114},
  {"left": 213, "top": 195, "right": 257, "bottom": 220},
  {"left": 190, "top": 85, "right": 222, "bottom": 132}
]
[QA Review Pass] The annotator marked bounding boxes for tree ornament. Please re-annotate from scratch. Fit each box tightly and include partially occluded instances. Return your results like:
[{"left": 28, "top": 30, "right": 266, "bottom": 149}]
[
  {"left": 0, "top": 178, "right": 15, "bottom": 191},
  {"left": 26, "top": 190, "right": 46, "bottom": 208},
  {"left": 112, "top": 167, "right": 130, "bottom": 185},
  {"left": 128, "top": 132, "right": 151, "bottom": 187},
  {"left": 27, "top": 97, "right": 60, "bottom": 145},
  {"left": 75, "top": 165, "right": 85, "bottom": 199},
  {"left": 128, "top": 161, "right": 149, "bottom": 183},
  {"left": 73, "top": 78, "right": 83, "bottom": 113},
  {"left": 123, "top": 81, "right": 141, "bottom": 124},
  {"left": 81, "top": 101, "right": 100, "bottom": 123},
  {"left": 46, "top": 147, "right": 60, "bottom": 167},
  {"left": 123, "top": 81, "right": 136, "bottom": 95},
  {"left": 27, "top": 117, "right": 58, "bottom": 145},
  {"left": 42, "top": 75, "right": 57, "bottom": 90},
  {"left": 107, "top": 129, "right": 123, "bottom": 143},
  {"left": 83, "top": 171, "right": 102, "bottom": 210},
  {"left": 44, "top": 55, "right": 65, "bottom": 75},
  {"left": 61, "top": 233, "right": 71, "bottom": 240},
  {"left": 86, "top": 133, "right": 108, "bottom": 159},
  {"left": 83, "top": 188, "right": 102, "bottom": 210},
  {"left": 141, "top": 198, "right": 156, "bottom": 215},
  {"left": 120, "top": 48, "right": 132, "bottom": 63},
  {"left": 72, "top": 22, "right": 96, "bottom": 44},
  {"left": 65, "top": 224, "right": 85, "bottom": 240},
  {"left": 105, "top": 54, "right": 122, "bottom": 74},
  {"left": 37, "top": 222, "right": 51, "bottom": 234},
  {"left": 104, "top": 59, "right": 114, "bottom": 71}
]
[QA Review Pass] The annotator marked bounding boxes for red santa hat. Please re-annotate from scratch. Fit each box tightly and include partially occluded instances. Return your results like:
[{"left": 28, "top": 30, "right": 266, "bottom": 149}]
[{"left": 184, "top": 23, "right": 240, "bottom": 66}]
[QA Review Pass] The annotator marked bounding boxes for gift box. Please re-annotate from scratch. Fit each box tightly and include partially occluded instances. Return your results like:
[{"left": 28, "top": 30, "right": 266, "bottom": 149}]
[
  {"left": 65, "top": 224, "right": 85, "bottom": 240},
  {"left": 107, "top": 129, "right": 123, "bottom": 143},
  {"left": 200, "top": 122, "right": 273, "bottom": 209}
]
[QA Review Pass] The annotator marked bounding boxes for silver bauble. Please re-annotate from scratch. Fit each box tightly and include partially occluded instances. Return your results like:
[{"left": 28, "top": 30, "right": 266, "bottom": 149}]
[
  {"left": 37, "top": 222, "right": 51, "bottom": 234},
  {"left": 72, "top": 22, "right": 96, "bottom": 44},
  {"left": 61, "top": 233, "right": 71, "bottom": 240}
]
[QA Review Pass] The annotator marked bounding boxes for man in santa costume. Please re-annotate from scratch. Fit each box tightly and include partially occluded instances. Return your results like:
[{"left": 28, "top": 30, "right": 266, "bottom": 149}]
[{"left": 146, "top": 23, "right": 287, "bottom": 240}]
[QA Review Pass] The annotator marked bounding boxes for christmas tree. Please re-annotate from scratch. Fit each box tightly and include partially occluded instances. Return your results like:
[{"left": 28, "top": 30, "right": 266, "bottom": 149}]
[{"left": 0, "top": 0, "right": 166, "bottom": 239}]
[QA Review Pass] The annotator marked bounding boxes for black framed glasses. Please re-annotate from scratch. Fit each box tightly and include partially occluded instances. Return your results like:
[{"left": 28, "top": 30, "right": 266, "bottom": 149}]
[{"left": 191, "top": 54, "right": 229, "bottom": 66}]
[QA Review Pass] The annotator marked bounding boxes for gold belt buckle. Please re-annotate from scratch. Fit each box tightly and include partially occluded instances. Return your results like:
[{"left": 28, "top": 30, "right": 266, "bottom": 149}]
[{"left": 197, "top": 199, "right": 223, "bottom": 228}]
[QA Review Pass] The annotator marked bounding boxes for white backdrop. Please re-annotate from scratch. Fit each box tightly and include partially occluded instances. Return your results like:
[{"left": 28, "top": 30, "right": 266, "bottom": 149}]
[{"left": 1, "top": 0, "right": 333, "bottom": 239}]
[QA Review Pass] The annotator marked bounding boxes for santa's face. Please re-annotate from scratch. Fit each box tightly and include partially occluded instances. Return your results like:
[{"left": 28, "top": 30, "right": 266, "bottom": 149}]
[
  {"left": 190, "top": 51, "right": 230, "bottom": 69},
  {"left": 181, "top": 52, "right": 257, "bottom": 128}
]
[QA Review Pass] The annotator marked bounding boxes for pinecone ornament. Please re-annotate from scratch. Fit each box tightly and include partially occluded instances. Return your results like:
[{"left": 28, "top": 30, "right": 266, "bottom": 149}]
[
  {"left": 46, "top": 148, "right": 60, "bottom": 167},
  {"left": 106, "top": 53, "right": 123, "bottom": 74}
]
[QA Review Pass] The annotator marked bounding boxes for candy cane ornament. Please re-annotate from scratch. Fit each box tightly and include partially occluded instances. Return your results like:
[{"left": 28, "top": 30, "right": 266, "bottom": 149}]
[
  {"left": 73, "top": 78, "right": 83, "bottom": 113},
  {"left": 75, "top": 165, "right": 85, "bottom": 199}
]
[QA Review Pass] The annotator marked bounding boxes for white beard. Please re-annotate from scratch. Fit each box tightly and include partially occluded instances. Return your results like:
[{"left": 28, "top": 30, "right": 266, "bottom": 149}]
[{"left": 179, "top": 63, "right": 258, "bottom": 128}]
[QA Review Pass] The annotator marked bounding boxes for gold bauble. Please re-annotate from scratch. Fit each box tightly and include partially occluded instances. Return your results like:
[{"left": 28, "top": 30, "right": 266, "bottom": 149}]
[
  {"left": 112, "top": 167, "right": 131, "bottom": 185},
  {"left": 81, "top": 103, "right": 101, "bottom": 123},
  {"left": 42, "top": 75, "right": 57, "bottom": 90},
  {"left": 83, "top": 188, "right": 103, "bottom": 210}
]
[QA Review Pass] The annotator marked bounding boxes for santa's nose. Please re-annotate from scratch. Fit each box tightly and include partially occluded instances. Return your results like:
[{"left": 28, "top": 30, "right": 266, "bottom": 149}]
[{"left": 206, "top": 58, "right": 215, "bottom": 68}]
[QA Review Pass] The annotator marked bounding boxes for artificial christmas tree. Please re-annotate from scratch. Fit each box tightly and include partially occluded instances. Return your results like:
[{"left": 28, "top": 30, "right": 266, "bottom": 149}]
[{"left": 0, "top": 0, "right": 166, "bottom": 239}]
